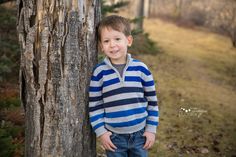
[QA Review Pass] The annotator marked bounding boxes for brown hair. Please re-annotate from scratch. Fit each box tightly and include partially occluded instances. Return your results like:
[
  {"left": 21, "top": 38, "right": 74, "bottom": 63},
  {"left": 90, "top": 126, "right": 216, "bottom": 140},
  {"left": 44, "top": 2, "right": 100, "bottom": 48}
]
[{"left": 97, "top": 15, "right": 131, "bottom": 42}]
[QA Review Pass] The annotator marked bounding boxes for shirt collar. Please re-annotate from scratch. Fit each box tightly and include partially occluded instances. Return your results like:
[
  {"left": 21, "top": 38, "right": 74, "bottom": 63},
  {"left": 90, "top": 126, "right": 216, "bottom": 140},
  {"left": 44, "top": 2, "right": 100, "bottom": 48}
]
[{"left": 104, "top": 53, "right": 132, "bottom": 66}]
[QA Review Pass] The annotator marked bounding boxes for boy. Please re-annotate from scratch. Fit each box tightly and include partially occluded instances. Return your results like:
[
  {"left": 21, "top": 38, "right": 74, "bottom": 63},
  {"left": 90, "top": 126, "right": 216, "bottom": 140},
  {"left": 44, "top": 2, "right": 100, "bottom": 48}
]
[{"left": 89, "top": 15, "right": 159, "bottom": 157}]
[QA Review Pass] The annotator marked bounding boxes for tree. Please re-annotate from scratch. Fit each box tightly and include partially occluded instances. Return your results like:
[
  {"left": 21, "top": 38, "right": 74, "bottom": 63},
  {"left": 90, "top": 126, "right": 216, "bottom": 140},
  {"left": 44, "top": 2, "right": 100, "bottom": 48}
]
[
  {"left": 17, "top": 0, "right": 100, "bottom": 156},
  {"left": 128, "top": 0, "right": 144, "bottom": 30},
  {"left": 143, "top": 0, "right": 150, "bottom": 18},
  {"left": 0, "top": 0, "right": 14, "bottom": 4},
  {"left": 216, "top": 0, "right": 236, "bottom": 47},
  {"left": 101, "top": 0, "right": 129, "bottom": 17}
]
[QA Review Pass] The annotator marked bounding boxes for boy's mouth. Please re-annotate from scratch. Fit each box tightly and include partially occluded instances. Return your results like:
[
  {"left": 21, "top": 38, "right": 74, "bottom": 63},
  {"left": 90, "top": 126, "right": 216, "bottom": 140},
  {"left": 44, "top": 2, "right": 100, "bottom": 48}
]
[{"left": 110, "top": 50, "right": 119, "bottom": 54}]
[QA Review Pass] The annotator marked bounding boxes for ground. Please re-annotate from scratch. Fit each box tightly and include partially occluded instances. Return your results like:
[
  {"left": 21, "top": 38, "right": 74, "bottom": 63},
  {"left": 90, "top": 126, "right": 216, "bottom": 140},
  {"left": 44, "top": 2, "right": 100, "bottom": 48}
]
[{"left": 138, "top": 18, "right": 236, "bottom": 157}]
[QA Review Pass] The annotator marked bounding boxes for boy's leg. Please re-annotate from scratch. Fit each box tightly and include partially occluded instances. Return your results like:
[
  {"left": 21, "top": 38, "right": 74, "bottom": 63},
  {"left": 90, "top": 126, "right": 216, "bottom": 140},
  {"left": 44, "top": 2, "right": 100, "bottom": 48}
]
[
  {"left": 106, "top": 151, "right": 128, "bottom": 157},
  {"left": 128, "top": 129, "right": 148, "bottom": 157},
  {"left": 106, "top": 133, "right": 129, "bottom": 157}
]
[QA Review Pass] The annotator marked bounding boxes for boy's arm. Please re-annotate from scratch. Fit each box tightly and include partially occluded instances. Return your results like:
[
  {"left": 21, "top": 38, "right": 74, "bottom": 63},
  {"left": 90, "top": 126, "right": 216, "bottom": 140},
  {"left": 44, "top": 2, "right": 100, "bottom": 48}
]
[
  {"left": 141, "top": 66, "right": 159, "bottom": 134},
  {"left": 89, "top": 69, "right": 107, "bottom": 137}
]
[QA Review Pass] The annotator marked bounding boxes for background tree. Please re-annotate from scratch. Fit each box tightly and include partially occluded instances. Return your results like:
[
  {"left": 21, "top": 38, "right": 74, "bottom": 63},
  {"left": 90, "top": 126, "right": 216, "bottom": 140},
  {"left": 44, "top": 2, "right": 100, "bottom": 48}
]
[
  {"left": 0, "top": 0, "right": 14, "bottom": 4},
  {"left": 101, "top": 0, "right": 129, "bottom": 17},
  {"left": 0, "top": 5, "right": 19, "bottom": 82},
  {"left": 128, "top": 0, "right": 144, "bottom": 30},
  {"left": 213, "top": 0, "right": 236, "bottom": 47},
  {"left": 17, "top": 0, "right": 100, "bottom": 156},
  {"left": 143, "top": 0, "right": 150, "bottom": 18}
]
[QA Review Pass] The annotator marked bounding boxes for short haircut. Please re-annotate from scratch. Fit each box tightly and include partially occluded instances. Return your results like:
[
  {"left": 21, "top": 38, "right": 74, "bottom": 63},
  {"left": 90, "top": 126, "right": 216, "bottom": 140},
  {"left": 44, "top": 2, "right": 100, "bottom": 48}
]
[{"left": 97, "top": 15, "right": 131, "bottom": 41}]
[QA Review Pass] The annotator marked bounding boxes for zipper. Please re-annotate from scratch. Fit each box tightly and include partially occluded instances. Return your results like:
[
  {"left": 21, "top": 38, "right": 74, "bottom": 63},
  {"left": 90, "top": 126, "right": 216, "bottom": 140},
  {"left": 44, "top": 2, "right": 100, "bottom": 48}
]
[
  {"left": 121, "top": 61, "right": 130, "bottom": 83},
  {"left": 112, "top": 66, "right": 123, "bottom": 83},
  {"left": 106, "top": 59, "right": 131, "bottom": 84}
]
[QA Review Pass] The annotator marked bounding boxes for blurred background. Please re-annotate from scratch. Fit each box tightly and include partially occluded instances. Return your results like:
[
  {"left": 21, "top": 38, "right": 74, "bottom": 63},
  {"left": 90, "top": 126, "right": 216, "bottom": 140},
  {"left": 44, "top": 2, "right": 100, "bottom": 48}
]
[{"left": 0, "top": 0, "right": 236, "bottom": 156}]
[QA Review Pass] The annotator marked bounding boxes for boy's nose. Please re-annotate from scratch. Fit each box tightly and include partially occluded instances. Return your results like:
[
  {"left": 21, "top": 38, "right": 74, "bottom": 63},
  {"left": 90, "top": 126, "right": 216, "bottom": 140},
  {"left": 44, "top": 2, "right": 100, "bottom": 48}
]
[{"left": 110, "top": 40, "right": 115, "bottom": 47}]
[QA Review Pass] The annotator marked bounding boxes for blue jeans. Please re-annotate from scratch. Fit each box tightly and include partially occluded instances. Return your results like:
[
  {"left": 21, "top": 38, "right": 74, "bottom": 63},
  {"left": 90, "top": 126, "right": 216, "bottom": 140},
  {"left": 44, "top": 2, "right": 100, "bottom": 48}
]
[{"left": 106, "top": 129, "right": 148, "bottom": 157}]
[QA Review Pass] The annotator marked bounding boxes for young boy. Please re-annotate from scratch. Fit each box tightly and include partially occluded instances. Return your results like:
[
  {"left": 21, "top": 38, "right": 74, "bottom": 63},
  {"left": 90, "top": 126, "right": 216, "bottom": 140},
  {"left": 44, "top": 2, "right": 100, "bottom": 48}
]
[{"left": 89, "top": 15, "right": 159, "bottom": 157}]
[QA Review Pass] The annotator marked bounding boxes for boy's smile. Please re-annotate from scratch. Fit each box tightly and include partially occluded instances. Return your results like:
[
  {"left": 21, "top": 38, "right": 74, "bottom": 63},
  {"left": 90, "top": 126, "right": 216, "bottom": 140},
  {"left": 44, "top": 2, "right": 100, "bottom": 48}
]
[{"left": 100, "top": 27, "right": 133, "bottom": 64}]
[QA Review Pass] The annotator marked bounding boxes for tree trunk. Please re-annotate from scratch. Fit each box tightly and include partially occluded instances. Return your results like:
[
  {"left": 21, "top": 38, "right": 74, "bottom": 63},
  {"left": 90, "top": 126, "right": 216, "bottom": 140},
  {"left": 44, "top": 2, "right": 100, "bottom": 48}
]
[
  {"left": 129, "top": 0, "right": 144, "bottom": 30},
  {"left": 144, "top": 0, "right": 150, "bottom": 18},
  {"left": 17, "top": 0, "right": 100, "bottom": 156},
  {"left": 232, "top": 34, "right": 236, "bottom": 47},
  {"left": 149, "top": 0, "right": 159, "bottom": 17}
]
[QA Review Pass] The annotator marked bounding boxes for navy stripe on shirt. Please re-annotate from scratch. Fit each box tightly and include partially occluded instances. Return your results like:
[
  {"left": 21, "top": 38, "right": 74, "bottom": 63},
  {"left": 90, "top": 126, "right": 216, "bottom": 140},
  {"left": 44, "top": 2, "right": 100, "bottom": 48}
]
[
  {"left": 103, "top": 87, "right": 144, "bottom": 98},
  {"left": 148, "top": 101, "right": 157, "bottom": 106},
  {"left": 144, "top": 91, "right": 156, "bottom": 97},
  {"left": 103, "top": 98, "right": 147, "bottom": 108},
  {"left": 89, "top": 95, "right": 103, "bottom": 102},
  {"left": 89, "top": 104, "right": 103, "bottom": 112}
]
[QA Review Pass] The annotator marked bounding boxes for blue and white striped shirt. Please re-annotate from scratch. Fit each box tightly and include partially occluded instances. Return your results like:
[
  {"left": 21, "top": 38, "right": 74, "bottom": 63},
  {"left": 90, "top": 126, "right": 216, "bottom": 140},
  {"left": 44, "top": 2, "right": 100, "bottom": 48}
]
[{"left": 89, "top": 54, "right": 159, "bottom": 137}]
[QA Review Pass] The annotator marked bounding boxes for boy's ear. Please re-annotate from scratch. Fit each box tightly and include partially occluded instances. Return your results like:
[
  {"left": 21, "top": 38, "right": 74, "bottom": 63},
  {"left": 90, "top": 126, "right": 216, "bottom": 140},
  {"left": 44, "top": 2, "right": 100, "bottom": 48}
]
[
  {"left": 98, "top": 41, "right": 104, "bottom": 52},
  {"left": 127, "top": 35, "right": 133, "bottom": 47}
]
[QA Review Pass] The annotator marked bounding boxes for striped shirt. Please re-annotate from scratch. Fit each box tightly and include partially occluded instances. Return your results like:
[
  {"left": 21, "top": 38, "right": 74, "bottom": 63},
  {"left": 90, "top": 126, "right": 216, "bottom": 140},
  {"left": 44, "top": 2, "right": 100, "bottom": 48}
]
[{"left": 89, "top": 54, "right": 159, "bottom": 137}]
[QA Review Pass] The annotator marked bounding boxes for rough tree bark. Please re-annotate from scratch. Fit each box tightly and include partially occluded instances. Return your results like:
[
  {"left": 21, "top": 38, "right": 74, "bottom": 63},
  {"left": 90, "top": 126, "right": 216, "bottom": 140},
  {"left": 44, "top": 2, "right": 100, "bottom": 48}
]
[{"left": 17, "top": 0, "right": 100, "bottom": 156}]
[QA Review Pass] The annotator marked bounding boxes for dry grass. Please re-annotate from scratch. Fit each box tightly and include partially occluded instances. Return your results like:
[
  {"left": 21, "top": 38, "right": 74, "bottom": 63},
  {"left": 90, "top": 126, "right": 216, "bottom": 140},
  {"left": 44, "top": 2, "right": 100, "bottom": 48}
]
[{"left": 137, "top": 18, "right": 236, "bottom": 157}]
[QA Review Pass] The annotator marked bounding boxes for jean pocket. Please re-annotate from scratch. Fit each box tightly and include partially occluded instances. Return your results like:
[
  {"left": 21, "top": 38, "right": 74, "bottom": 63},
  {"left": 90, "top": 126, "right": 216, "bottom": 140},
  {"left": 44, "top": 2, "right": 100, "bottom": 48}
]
[
  {"left": 110, "top": 133, "right": 117, "bottom": 140},
  {"left": 137, "top": 128, "right": 145, "bottom": 137}
]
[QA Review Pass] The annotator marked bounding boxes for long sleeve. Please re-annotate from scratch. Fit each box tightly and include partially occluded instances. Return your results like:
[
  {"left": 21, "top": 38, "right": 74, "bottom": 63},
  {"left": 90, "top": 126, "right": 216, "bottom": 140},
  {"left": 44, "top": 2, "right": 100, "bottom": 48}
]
[
  {"left": 141, "top": 65, "right": 159, "bottom": 133},
  {"left": 89, "top": 67, "right": 107, "bottom": 137}
]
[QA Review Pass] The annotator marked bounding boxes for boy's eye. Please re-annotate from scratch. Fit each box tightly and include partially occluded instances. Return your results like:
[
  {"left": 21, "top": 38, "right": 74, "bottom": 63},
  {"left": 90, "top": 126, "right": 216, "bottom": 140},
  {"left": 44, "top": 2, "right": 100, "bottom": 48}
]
[
  {"left": 116, "top": 38, "right": 121, "bottom": 41},
  {"left": 103, "top": 40, "right": 109, "bottom": 43}
]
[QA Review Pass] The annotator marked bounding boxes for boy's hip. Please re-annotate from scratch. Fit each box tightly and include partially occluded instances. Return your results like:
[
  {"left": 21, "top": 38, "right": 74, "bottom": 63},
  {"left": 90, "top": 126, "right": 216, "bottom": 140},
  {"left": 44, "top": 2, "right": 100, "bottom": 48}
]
[
  {"left": 107, "top": 128, "right": 148, "bottom": 157},
  {"left": 105, "top": 120, "right": 146, "bottom": 134}
]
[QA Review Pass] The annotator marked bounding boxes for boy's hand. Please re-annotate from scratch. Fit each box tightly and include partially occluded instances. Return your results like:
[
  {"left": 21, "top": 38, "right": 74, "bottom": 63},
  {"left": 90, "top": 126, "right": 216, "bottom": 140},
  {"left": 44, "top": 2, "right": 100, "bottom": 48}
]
[
  {"left": 143, "top": 131, "right": 156, "bottom": 150},
  {"left": 99, "top": 131, "right": 117, "bottom": 152}
]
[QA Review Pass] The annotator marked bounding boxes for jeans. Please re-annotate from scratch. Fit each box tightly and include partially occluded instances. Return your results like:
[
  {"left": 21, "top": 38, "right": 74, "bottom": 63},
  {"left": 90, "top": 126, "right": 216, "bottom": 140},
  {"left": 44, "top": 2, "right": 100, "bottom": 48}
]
[{"left": 106, "top": 129, "right": 148, "bottom": 157}]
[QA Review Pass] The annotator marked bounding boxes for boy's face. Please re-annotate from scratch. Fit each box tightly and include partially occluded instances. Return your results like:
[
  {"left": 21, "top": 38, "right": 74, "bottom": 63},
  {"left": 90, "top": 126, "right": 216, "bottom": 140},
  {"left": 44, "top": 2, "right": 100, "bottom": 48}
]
[{"left": 100, "top": 27, "right": 133, "bottom": 64}]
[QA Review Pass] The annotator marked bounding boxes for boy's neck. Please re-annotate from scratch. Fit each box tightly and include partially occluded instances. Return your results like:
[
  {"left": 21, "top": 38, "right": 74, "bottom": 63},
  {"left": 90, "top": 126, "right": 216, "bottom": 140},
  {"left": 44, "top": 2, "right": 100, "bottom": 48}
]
[{"left": 109, "top": 56, "right": 127, "bottom": 65}]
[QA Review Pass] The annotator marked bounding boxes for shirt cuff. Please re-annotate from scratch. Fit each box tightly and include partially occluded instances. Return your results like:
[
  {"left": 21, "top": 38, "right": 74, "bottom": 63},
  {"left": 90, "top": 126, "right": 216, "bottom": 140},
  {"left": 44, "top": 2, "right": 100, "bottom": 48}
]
[
  {"left": 95, "top": 126, "right": 108, "bottom": 137},
  {"left": 145, "top": 124, "right": 157, "bottom": 134}
]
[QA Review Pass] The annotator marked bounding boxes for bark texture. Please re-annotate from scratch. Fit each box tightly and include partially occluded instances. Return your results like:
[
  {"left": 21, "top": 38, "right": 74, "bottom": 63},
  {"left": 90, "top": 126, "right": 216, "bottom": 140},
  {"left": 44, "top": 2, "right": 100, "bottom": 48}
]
[{"left": 17, "top": 0, "right": 100, "bottom": 156}]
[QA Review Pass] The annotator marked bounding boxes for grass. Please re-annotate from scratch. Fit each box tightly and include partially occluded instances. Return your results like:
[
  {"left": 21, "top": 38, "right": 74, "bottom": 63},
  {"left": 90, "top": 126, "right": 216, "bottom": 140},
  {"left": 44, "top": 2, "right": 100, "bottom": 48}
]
[{"left": 137, "top": 18, "right": 236, "bottom": 157}]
